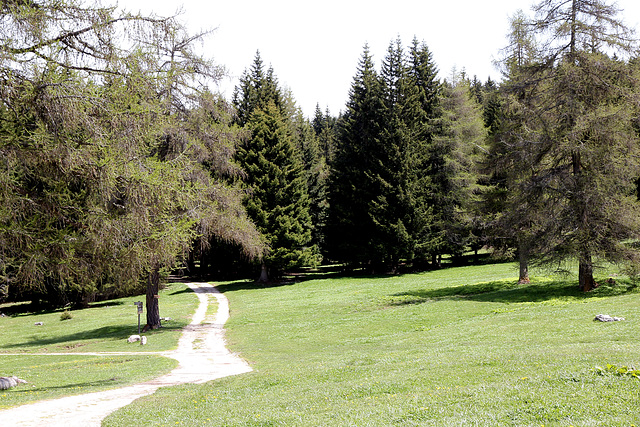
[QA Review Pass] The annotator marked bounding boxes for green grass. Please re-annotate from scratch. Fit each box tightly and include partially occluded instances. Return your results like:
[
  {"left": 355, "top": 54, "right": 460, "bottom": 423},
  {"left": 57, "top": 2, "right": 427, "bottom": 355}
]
[
  {"left": 0, "top": 282, "right": 196, "bottom": 353},
  {"left": 104, "top": 263, "right": 640, "bottom": 426},
  {"left": 0, "top": 282, "right": 199, "bottom": 408},
  {"left": 0, "top": 354, "right": 176, "bottom": 409}
]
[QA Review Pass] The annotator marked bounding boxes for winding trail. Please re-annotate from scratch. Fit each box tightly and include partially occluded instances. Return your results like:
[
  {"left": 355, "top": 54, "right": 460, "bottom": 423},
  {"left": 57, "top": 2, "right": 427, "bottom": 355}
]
[{"left": 0, "top": 283, "right": 252, "bottom": 426}]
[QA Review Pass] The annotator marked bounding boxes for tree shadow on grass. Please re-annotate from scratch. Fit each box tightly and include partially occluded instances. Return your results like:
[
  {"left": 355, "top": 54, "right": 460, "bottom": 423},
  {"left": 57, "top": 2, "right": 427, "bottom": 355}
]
[
  {"left": 212, "top": 271, "right": 406, "bottom": 293},
  {"left": 88, "top": 301, "right": 124, "bottom": 309},
  {"left": 10, "top": 378, "right": 127, "bottom": 394},
  {"left": 2, "top": 322, "right": 186, "bottom": 350},
  {"left": 387, "top": 278, "right": 638, "bottom": 306},
  {"left": 168, "top": 287, "right": 194, "bottom": 296}
]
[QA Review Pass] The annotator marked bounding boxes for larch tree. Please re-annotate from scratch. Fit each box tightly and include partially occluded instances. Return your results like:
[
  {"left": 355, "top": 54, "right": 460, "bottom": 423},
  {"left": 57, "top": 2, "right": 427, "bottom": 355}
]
[
  {"left": 0, "top": 0, "right": 263, "bottom": 327},
  {"left": 503, "top": 0, "right": 640, "bottom": 291},
  {"left": 485, "top": 9, "right": 545, "bottom": 284},
  {"left": 429, "top": 73, "right": 488, "bottom": 263}
]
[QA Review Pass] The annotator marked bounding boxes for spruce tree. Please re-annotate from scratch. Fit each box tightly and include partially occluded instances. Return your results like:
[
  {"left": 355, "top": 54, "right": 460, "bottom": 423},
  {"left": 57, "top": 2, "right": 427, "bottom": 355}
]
[
  {"left": 327, "top": 39, "right": 439, "bottom": 270},
  {"left": 408, "top": 38, "right": 444, "bottom": 265},
  {"left": 374, "top": 38, "right": 436, "bottom": 268},
  {"left": 294, "top": 111, "right": 328, "bottom": 252},
  {"left": 232, "top": 56, "right": 315, "bottom": 280},
  {"left": 237, "top": 102, "right": 314, "bottom": 278},
  {"left": 233, "top": 51, "right": 282, "bottom": 127},
  {"left": 326, "top": 45, "right": 385, "bottom": 267}
]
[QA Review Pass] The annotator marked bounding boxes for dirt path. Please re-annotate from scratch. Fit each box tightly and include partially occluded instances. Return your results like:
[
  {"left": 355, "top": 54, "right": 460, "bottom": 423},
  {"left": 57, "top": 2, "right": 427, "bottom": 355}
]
[{"left": 0, "top": 283, "right": 252, "bottom": 426}]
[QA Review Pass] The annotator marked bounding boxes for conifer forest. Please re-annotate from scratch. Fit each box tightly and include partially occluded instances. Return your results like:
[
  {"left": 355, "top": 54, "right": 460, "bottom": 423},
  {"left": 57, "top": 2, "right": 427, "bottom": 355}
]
[{"left": 2, "top": 0, "right": 640, "bottom": 323}]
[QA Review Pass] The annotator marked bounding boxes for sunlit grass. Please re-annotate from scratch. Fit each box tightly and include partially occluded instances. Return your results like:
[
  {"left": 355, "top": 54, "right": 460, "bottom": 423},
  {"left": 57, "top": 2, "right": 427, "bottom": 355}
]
[
  {"left": 0, "top": 282, "right": 197, "bottom": 354},
  {"left": 104, "top": 263, "right": 640, "bottom": 426},
  {"left": 0, "top": 282, "right": 199, "bottom": 408},
  {"left": 0, "top": 354, "right": 176, "bottom": 409}
]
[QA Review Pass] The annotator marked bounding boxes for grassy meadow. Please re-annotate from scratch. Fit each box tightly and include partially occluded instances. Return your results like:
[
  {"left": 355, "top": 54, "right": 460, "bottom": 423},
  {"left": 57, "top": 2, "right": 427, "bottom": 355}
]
[
  {"left": 0, "top": 282, "right": 199, "bottom": 408},
  {"left": 102, "top": 262, "right": 640, "bottom": 426}
]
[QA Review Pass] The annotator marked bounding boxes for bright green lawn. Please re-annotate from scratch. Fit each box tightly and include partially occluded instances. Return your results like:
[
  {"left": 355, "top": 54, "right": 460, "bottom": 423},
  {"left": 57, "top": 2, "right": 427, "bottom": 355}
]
[
  {"left": 0, "top": 282, "right": 198, "bottom": 408},
  {"left": 104, "top": 263, "right": 640, "bottom": 427},
  {"left": 0, "top": 354, "right": 176, "bottom": 409},
  {"left": 0, "top": 282, "right": 196, "bottom": 354}
]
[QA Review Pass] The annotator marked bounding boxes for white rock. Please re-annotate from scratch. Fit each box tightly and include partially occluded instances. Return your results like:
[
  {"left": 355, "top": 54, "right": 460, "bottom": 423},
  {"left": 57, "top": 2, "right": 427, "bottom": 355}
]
[
  {"left": 127, "top": 334, "right": 141, "bottom": 343},
  {"left": 0, "top": 376, "right": 27, "bottom": 390},
  {"left": 594, "top": 314, "right": 625, "bottom": 322}
]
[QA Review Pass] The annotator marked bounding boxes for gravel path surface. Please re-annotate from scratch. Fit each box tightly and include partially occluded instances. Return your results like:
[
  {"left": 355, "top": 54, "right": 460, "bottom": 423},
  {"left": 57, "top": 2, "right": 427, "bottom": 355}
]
[{"left": 0, "top": 283, "right": 252, "bottom": 426}]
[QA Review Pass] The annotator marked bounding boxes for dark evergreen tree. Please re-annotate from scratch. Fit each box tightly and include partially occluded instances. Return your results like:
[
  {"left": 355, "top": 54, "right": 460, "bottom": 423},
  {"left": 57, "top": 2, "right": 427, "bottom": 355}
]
[
  {"left": 373, "top": 38, "right": 436, "bottom": 268},
  {"left": 408, "top": 38, "right": 444, "bottom": 265},
  {"left": 237, "top": 102, "right": 314, "bottom": 279},
  {"left": 326, "top": 45, "right": 385, "bottom": 267},
  {"left": 232, "top": 51, "right": 282, "bottom": 127},
  {"left": 230, "top": 56, "right": 316, "bottom": 280},
  {"left": 312, "top": 104, "right": 338, "bottom": 164},
  {"left": 291, "top": 108, "right": 328, "bottom": 253},
  {"left": 327, "top": 39, "right": 440, "bottom": 270}
]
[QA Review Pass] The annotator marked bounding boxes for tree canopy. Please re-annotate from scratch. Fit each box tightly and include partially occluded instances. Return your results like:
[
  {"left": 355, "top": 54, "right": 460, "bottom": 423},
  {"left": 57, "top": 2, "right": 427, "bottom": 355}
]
[
  {"left": 0, "top": 0, "right": 263, "bottom": 324},
  {"left": 3, "top": 0, "right": 640, "bottom": 303}
]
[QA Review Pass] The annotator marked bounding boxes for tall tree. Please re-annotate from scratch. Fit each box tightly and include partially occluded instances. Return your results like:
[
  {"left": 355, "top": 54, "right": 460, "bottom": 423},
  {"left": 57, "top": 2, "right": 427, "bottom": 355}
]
[
  {"left": 232, "top": 56, "right": 315, "bottom": 281},
  {"left": 430, "top": 74, "right": 488, "bottom": 262},
  {"left": 326, "top": 45, "right": 385, "bottom": 267},
  {"left": 233, "top": 51, "right": 282, "bottom": 127},
  {"left": 294, "top": 109, "right": 328, "bottom": 252},
  {"left": 501, "top": 0, "right": 640, "bottom": 290},
  {"left": 236, "top": 102, "right": 314, "bottom": 280},
  {"left": 408, "top": 38, "right": 444, "bottom": 265},
  {"left": 375, "top": 38, "right": 436, "bottom": 268},
  {"left": 327, "top": 39, "right": 440, "bottom": 270},
  {"left": 483, "top": 9, "right": 544, "bottom": 283},
  {"left": 0, "top": 1, "right": 263, "bottom": 326}
]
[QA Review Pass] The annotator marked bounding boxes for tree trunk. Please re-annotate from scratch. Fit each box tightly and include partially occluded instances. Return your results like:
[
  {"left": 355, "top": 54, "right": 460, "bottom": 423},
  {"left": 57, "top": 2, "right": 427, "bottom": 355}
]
[
  {"left": 146, "top": 266, "right": 161, "bottom": 329},
  {"left": 258, "top": 262, "right": 269, "bottom": 283},
  {"left": 578, "top": 254, "right": 596, "bottom": 292},
  {"left": 431, "top": 253, "right": 441, "bottom": 269},
  {"left": 518, "top": 249, "right": 530, "bottom": 284}
]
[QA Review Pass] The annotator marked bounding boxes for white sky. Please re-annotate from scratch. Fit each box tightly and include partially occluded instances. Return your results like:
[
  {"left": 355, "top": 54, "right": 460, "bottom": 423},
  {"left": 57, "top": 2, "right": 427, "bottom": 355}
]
[{"left": 131, "top": 0, "right": 640, "bottom": 117}]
